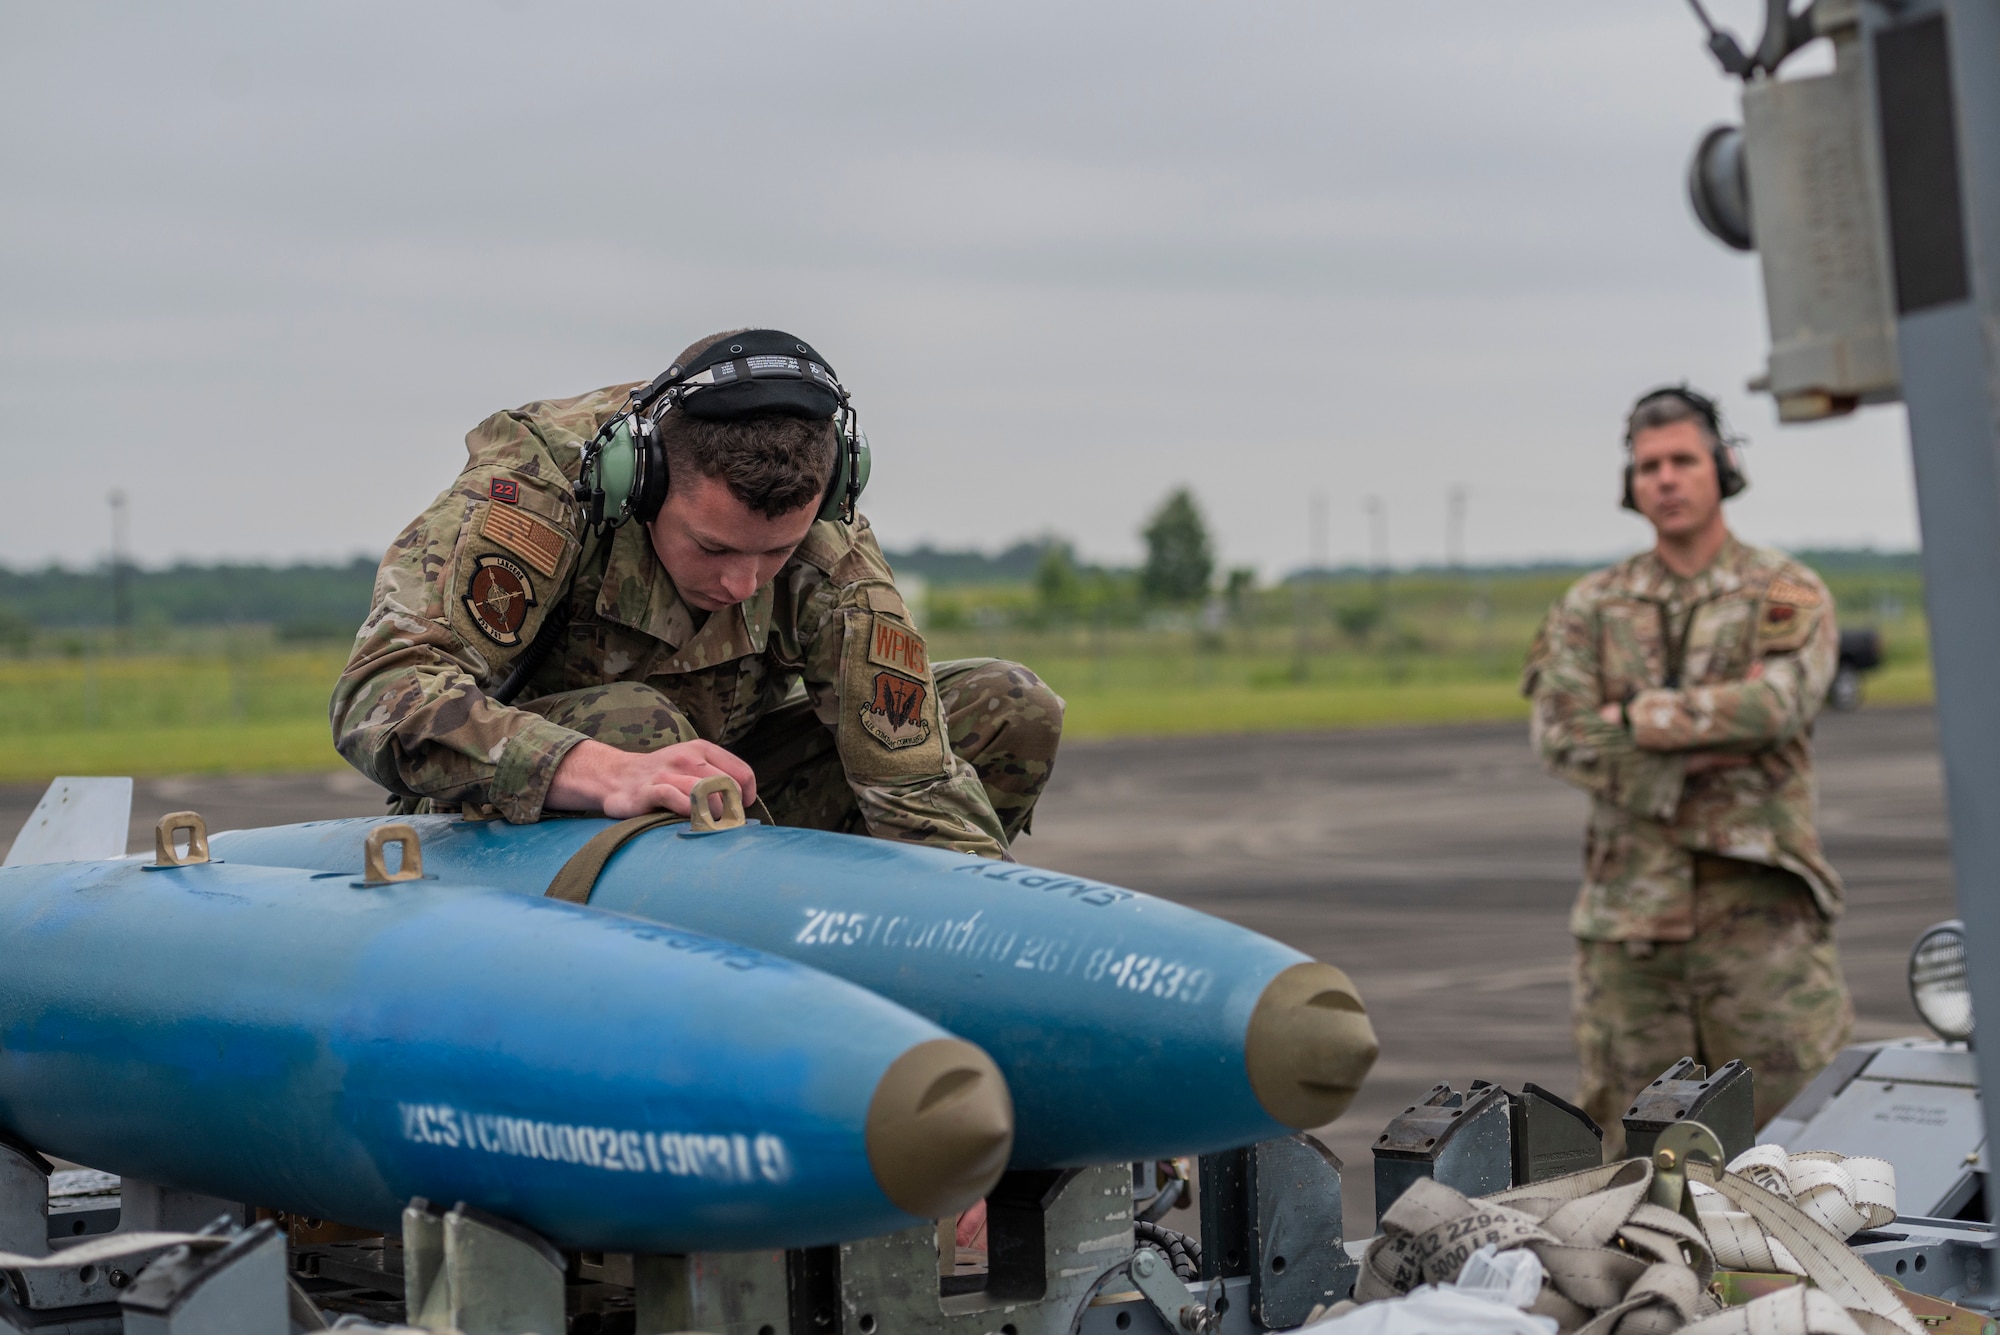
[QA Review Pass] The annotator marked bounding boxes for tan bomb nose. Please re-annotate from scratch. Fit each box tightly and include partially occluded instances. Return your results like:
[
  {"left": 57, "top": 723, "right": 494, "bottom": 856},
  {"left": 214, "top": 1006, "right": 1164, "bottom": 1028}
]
[
  {"left": 866, "top": 1038, "right": 1015, "bottom": 1219},
  {"left": 1244, "top": 962, "right": 1380, "bottom": 1128}
]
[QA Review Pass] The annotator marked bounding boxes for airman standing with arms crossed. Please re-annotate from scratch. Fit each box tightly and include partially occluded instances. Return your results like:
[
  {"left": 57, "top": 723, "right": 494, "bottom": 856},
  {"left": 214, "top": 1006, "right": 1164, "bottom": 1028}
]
[
  {"left": 332, "top": 329, "right": 1063, "bottom": 857},
  {"left": 1524, "top": 386, "right": 1854, "bottom": 1153}
]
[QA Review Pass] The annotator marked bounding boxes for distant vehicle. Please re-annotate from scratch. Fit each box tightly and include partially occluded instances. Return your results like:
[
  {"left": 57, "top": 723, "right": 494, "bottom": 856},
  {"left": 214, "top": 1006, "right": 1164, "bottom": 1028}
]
[{"left": 1829, "top": 628, "right": 1884, "bottom": 712}]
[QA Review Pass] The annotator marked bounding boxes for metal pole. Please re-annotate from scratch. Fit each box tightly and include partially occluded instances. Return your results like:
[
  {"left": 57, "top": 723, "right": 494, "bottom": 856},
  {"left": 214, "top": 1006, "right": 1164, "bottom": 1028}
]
[
  {"left": 1868, "top": 0, "right": 2000, "bottom": 1223},
  {"left": 108, "top": 489, "right": 128, "bottom": 652},
  {"left": 1364, "top": 497, "right": 1387, "bottom": 598}
]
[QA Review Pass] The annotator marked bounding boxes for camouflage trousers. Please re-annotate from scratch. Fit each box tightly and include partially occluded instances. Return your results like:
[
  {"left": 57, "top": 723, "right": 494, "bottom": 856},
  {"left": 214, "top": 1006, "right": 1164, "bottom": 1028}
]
[
  {"left": 517, "top": 658, "right": 1062, "bottom": 843},
  {"left": 1573, "top": 855, "right": 1853, "bottom": 1158}
]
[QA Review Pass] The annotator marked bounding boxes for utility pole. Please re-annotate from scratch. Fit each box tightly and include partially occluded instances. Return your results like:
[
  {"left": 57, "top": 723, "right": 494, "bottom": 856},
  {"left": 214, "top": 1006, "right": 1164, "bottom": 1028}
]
[
  {"left": 1363, "top": 496, "right": 1388, "bottom": 598},
  {"left": 1446, "top": 485, "right": 1467, "bottom": 569},
  {"left": 1292, "top": 494, "right": 1326, "bottom": 682},
  {"left": 108, "top": 489, "right": 129, "bottom": 652}
]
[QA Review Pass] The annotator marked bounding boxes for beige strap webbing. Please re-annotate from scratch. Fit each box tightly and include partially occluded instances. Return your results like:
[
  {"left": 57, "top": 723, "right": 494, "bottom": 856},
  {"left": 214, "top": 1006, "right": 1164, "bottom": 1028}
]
[
  {"left": 1348, "top": 1151, "right": 1926, "bottom": 1335},
  {"left": 543, "top": 812, "right": 686, "bottom": 905},
  {"left": 1689, "top": 1164, "right": 1921, "bottom": 1335},
  {"left": 1679, "top": 1286, "right": 1866, "bottom": 1335}
]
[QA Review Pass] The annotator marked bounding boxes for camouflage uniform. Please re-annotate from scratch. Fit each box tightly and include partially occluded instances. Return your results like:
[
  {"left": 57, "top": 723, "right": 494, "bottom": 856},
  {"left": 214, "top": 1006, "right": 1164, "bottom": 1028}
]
[
  {"left": 1522, "top": 535, "right": 1854, "bottom": 1150},
  {"left": 331, "top": 383, "right": 1063, "bottom": 858}
]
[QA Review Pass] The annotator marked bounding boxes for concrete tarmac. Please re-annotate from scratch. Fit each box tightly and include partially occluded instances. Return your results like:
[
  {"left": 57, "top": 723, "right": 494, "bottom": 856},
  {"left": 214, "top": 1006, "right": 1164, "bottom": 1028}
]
[{"left": 0, "top": 705, "right": 1953, "bottom": 1236}]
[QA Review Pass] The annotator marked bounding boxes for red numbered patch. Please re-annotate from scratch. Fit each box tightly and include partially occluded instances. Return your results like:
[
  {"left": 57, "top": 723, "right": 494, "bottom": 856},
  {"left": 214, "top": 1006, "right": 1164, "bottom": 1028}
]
[{"left": 490, "top": 478, "right": 520, "bottom": 505}]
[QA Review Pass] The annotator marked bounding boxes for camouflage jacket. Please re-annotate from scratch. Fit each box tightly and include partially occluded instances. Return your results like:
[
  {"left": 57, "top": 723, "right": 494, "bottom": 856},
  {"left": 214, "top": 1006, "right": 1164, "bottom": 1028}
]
[
  {"left": 1522, "top": 535, "right": 1842, "bottom": 940},
  {"left": 330, "top": 382, "right": 1009, "bottom": 857}
]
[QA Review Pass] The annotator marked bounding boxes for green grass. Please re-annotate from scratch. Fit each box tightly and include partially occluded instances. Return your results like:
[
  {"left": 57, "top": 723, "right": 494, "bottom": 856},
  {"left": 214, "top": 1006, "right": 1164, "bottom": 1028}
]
[
  {"left": 0, "top": 723, "right": 342, "bottom": 783},
  {"left": 0, "top": 648, "right": 348, "bottom": 782},
  {"left": 0, "top": 584, "right": 1939, "bottom": 781}
]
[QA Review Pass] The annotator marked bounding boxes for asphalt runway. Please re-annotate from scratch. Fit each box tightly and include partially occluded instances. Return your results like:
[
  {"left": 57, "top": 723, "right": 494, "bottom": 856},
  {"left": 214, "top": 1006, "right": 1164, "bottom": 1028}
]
[{"left": 0, "top": 705, "right": 1954, "bottom": 1237}]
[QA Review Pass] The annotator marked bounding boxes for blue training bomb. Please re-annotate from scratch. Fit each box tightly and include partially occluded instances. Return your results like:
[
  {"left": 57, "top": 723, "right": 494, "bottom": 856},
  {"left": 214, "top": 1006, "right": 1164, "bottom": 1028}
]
[
  {"left": 211, "top": 816, "right": 1379, "bottom": 1167},
  {"left": 0, "top": 854, "right": 1012, "bottom": 1251}
]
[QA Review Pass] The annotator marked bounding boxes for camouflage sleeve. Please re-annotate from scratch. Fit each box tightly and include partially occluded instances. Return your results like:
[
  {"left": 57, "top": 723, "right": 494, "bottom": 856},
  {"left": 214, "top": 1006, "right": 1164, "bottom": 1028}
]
[
  {"left": 1523, "top": 593, "right": 1685, "bottom": 821},
  {"left": 328, "top": 410, "right": 591, "bottom": 823},
  {"left": 1628, "top": 573, "right": 1836, "bottom": 753},
  {"left": 799, "top": 529, "right": 1009, "bottom": 858}
]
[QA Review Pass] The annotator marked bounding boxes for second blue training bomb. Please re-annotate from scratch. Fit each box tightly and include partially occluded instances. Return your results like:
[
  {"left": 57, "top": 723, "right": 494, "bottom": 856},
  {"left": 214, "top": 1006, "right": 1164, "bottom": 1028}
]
[
  {"left": 0, "top": 843, "right": 1011, "bottom": 1251},
  {"left": 211, "top": 816, "right": 1379, "bottom": 1166}
]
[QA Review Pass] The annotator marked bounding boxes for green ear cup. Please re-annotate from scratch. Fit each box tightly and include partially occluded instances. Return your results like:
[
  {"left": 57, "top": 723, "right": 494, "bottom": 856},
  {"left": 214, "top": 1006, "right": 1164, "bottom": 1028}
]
[
  {"left": 596, "top": 417, "right": 639, "bottom": 521},
  {"left": 851, "top": 430, "right": 872, "bottom": 500},
  {"left": 819, "top": 428, "right": 872, "bottom": 523},
  {"left": 820, "top": 427, "right": 868, "bottom": 519}
]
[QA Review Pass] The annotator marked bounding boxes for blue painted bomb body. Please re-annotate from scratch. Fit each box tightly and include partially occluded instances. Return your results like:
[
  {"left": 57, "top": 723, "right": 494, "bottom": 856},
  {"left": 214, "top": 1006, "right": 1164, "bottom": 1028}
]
[
  {"left": 0, "top": 857, "right": 959, "bottom": 1252},
  {"left": 212, "top": 816, "right": 1333, "bottom": 1166}
]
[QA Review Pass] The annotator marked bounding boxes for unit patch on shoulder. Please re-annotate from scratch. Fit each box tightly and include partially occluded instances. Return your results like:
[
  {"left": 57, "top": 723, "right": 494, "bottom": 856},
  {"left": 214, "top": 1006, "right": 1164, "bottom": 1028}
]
[
  {"left": 490, "top": 478, "right": 520, "bottom": 505},
  {"left": 482, "top": 504, "right": 565, "bottom": 578},
  {"left": 859, "top": 671, "right": 933, "bottom": 751},
  {"left": 1766, "top": 576, "right": 1823, "bottom": 609},
  {"left": 463, "top": 554, "right": 537, "bottom": 646},
  {"left": 867, "top": 615, "right": 929, "bottom": 679}
]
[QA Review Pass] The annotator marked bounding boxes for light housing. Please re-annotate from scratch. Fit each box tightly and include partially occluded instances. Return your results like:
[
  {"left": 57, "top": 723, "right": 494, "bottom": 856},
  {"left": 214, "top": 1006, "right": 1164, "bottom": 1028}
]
[
  {"left": 1688, "top": 123, "right": 1753, "bottom": 251},
  {"left": 1909, "top": 919, "right": 1973, "bottom": 1042}
]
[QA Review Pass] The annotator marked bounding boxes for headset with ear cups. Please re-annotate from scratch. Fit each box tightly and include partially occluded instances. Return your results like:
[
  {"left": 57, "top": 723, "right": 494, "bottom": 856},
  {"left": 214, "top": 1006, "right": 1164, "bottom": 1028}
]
[
  {"left": 574, "top": 330, "right": 871, "bottom": 533},
  {"left": 1621, "top": 384, "right": 1747, "bottom": 511}
]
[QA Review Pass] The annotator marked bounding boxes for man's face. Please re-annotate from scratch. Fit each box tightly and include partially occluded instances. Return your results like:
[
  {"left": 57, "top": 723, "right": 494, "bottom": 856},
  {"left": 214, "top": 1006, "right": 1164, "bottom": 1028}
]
[
  {"left": 1629, "top": 420, "right": 1723, "bottom": 539},
  {"left": 647, "top": 473, "right": 819, "bottom": 613}
]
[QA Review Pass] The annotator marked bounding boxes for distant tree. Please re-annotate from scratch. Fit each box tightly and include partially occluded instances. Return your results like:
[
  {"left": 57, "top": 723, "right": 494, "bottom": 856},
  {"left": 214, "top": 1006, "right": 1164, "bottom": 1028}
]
[
  {"left": 1140, "top": 489, "right": 1214, "bottom": 605},
  {"left": 1034, "top": 543, "right": 1083, "bottom": 622},
  {"left": 1334, "top": 599, "right": 1385, "bottom": 644},
  {"left": 0, "top": 604, "right": 29, "bottom": 656}
]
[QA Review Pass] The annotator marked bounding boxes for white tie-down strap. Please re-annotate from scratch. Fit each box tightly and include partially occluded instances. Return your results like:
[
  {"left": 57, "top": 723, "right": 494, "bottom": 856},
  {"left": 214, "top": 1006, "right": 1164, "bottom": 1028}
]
[
  {"left": 1688, "top": 1163, "right": 1920, "bottom": 1335},
  {"left": 1696, "top": 1205, "right": 1807, "bottom": 1277},
  {"left": 1722, "top": 1147, "right": 1897, "bottom": 1240},
  {"left": 1356, "top": 1164, "right": 1720, "bottom": 1332},
  {"left": 1352, "top": 1155, "right": 1922, "bottom": 1335},
  {"left": 1679, "top": 1287, "right": 1867, "bottom": 1335}
]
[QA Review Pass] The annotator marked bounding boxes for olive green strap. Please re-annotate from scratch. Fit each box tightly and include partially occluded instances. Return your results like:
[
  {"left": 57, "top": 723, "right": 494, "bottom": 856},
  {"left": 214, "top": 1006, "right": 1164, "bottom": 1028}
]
[{"left": 544, "top": 812, "right": 686, "bottom": 905}]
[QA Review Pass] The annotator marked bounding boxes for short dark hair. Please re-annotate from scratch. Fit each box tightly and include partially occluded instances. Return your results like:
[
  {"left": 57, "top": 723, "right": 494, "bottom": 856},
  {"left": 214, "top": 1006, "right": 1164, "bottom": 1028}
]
[
  {"left": 1625, "top": 392, "right": 1719, "bottom": 449},
  {"left": 658, "top": 411, "right": 837, "bottom": 518},
  {"left": 657, "top": 329, "right": 837, "bottom": 518}
]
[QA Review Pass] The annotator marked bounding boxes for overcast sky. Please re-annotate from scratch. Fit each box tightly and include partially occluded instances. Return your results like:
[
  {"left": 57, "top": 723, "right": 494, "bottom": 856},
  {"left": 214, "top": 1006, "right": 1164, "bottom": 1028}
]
[{"left": 2, "top": 2, "right": 1922, "bottom": 576}]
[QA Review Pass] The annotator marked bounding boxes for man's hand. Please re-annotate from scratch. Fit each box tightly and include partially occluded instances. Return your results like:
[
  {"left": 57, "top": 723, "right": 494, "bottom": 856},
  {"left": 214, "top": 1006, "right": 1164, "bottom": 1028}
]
[
  {"left": 1599, "top": 701, "right": 1752, "bottom": 773},
  {"left": 547, "top": 738, "right": 759, "bottom": 819}
]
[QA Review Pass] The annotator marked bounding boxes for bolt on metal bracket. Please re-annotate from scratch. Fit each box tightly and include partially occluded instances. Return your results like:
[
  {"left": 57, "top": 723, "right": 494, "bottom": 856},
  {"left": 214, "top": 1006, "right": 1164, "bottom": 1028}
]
[{"left": 1130, "top": 1246, "right": 1219, "bottom": 1334}]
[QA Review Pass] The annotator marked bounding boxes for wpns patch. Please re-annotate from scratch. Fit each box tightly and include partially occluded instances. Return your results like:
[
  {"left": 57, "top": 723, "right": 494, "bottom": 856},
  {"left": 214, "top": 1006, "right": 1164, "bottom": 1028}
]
[
  {"left": 859, "top": 671, "right": 932, "bottom": 751},
  {"left": 463, "top": 554, "right": 536, "bottom": 646}
]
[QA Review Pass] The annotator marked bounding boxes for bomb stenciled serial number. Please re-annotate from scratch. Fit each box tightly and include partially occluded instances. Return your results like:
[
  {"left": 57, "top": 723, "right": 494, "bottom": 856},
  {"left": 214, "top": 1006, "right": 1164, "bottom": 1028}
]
[{"left": 398, "top": 1103, "right": 793, "bottom": 1186}]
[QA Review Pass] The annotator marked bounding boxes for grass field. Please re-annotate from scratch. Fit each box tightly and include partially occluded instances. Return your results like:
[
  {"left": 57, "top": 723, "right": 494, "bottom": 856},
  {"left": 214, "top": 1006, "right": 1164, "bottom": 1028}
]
[{"left": 0, "top": 572, "right": 1936, "bottom": 782}]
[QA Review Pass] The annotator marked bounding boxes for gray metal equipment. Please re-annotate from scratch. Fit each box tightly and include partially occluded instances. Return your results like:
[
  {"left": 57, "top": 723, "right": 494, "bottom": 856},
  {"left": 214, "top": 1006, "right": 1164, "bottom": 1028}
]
[
  {"left": 1680, "top": 0, "right": 2000, "bottom": 1235},
  {"left": 1369, "top": 1079, "right": 1604, "bottom": 1228},
  {"left": 1767, "top": 1040, "right": 1986, "bottom": 1222},
  {"left": 1371, "top": 1081, "right": 1513, "bottom": 1228},
  {"left": 1621, "top": 1058, "right": 1755, "bottom": 1166},
  {"left": 0, "top": 1144, "right": 1363, "bottom": 1335},
  {"left": 1197, "top": 1134, "right": 1356, "bottom": 1327}
]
